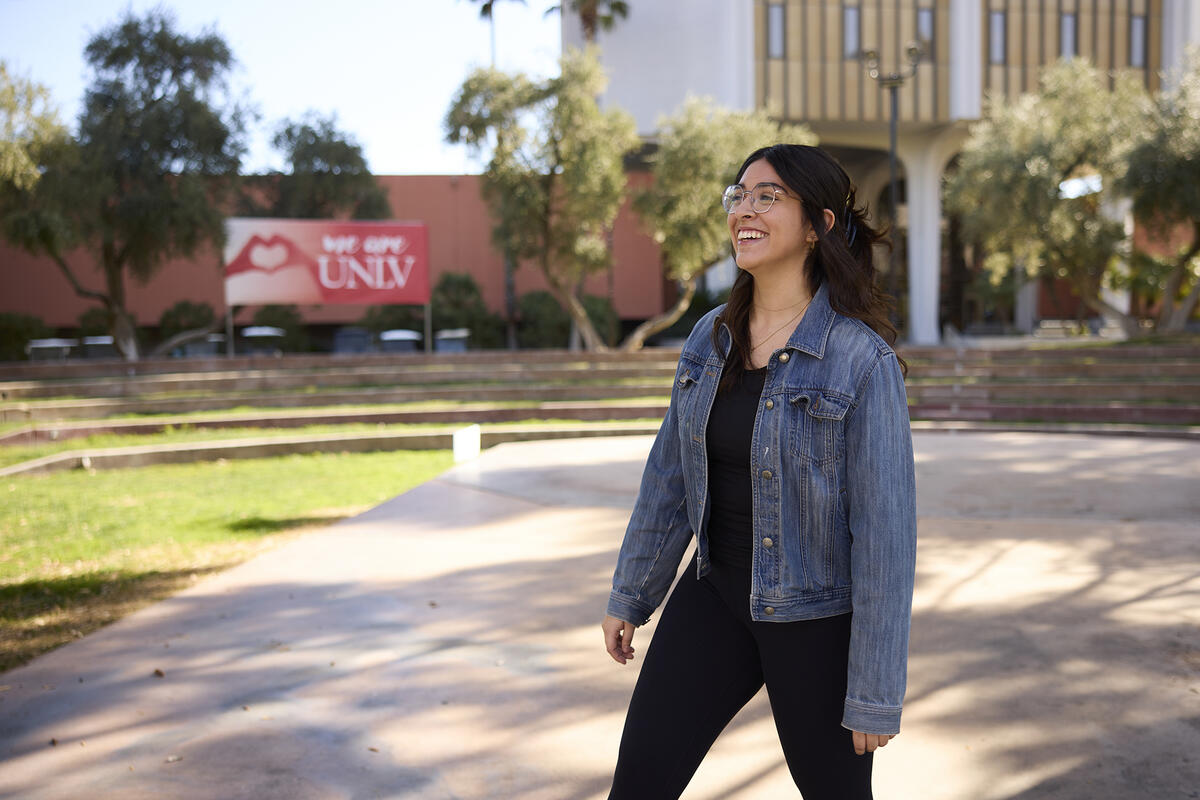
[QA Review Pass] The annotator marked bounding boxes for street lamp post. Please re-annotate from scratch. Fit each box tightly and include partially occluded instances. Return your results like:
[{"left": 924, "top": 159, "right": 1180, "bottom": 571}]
[{"left": 861, "top": 43, "right": 924, "bottom": 321}]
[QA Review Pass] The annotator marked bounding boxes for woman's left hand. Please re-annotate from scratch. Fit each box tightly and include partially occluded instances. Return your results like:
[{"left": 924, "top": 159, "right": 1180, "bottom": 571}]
[{"left": 852, "top": 731, "right": 895, "bottom": 755}]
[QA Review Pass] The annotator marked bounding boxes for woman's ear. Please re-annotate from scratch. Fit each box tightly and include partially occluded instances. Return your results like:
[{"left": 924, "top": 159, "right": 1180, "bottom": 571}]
[{"left": 821, "top": 208, "right": 836, "bottom": 234}]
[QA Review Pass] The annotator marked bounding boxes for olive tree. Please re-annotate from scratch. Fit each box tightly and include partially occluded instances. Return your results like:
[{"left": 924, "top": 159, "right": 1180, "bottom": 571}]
[
  {"left": 446, "top": 48, "right": 638, "bottom": 351},
  {"left": 1119, "top": 47, "right": 1200, "bottom": 331},
  {"left": 945, "top": 59, "right": 1150, "bottom": 336},
  {"left": 0, "top": 10, "right": 246, "bottom": 360}
]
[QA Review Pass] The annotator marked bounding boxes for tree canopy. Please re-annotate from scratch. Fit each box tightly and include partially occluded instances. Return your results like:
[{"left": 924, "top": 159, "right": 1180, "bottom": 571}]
[
  {"left": 247, "top": 113, "right": 391, "bottom": 220},
  {"left": 473, "top": 1, "right": 629, "bottom": 41},
  {"left": 446, "top": 48, "right": 638, "bottom": 350},
  {"left": 945, "top": 59, "right": 1150, "bottom": 335},
  {"left": 0, "top": 9, "right": 246, "bottom": 360},
  {"left": 0, "top": 62, "right": 65, "bottom": 191},
  {"left": 1118, "top": 47, "right": 1200, "bottom": 330},
  {"left": 555, "top": 0, "right": 630, "bottom": 41}
]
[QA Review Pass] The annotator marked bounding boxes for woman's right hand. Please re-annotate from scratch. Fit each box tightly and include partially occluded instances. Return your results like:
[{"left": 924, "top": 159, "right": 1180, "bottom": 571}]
[{"left": 602, "top": 615, "right": 636, "bottom": 664}]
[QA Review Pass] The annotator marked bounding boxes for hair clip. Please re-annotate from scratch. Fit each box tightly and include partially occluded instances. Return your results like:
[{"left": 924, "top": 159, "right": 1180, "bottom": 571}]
[{"left": 843, "top": 193, "right": 857, "bottom": 246}]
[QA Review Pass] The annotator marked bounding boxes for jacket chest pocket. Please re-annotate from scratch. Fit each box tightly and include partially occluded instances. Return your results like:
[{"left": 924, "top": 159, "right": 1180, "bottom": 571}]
[{"left": 786, "top": 389, "right": 850, "bottom": 465}]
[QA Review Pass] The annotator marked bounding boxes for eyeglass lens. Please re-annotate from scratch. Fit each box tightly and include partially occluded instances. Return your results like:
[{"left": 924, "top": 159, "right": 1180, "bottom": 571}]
[{"left": 722, "top": 183, "right": 781, "bottom": 214}]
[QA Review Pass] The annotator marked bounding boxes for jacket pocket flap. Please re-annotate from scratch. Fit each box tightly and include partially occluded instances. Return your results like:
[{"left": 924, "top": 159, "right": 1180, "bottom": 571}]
[{"left": 790, "top": 390, "right": 850, "bottom": 420}]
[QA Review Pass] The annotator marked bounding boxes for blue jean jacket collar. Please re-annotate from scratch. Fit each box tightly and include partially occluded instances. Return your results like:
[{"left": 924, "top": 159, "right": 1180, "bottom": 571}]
[{"left": 715, "top": 280, "right": 837, "bottom": 362}]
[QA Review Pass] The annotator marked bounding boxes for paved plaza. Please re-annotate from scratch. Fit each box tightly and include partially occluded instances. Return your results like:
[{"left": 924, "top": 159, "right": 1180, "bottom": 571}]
[{"left": 1, "top": 431, "right": 1197, "bottom": 799}]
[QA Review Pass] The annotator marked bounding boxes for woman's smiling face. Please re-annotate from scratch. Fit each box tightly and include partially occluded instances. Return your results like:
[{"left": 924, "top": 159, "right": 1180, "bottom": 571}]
[{"left": 727, "top": 158, "right": 813, "bottom": 276}]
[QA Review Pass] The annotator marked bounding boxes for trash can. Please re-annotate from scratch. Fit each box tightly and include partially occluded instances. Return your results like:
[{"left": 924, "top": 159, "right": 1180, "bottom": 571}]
[
  {"left": 434, "top": 328, "right": 469, "bottom": 353},
  {"left": 379, "top": 329, "right": 422, "bottom": 353},
  {"left": 82, "top": 335, "right": 118, "bottom": 359},
  {"left": 26, "top": 338, "right": 78, "bottom": 361},
  {"left": 333, "top": 326, "right": 373, "bottom": 354},
  {"left": 240, "top": 326, "right": 285, "bottom": 356},
  {"left": 181, "top": 333, "right": 224, "bottom": 357}
]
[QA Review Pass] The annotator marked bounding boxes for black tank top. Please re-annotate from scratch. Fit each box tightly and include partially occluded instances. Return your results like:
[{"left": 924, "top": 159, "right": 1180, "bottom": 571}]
[{"left": 704, "top": 366, "right": 767, "bottom": 569}]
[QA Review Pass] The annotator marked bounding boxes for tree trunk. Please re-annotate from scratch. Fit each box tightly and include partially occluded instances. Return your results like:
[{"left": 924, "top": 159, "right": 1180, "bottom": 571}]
[
  {"left": 548, "top": 277, "right": 608, "bottom": 351},
  {"left": 1156, "top": 220, "right": 1200, "bottom": 332},
  {"left": 504, "top": 250, "right": 518, "bottom": 350},
  {"left": 148, "top": 317, "right": 225, "bottom": 358},
  {"left": 1082, "top": 294, "right": 1141, "bottom": 338},
  {"left": 102, "top": 246, "right": 140, "bottom": 361},
  {"left": 1155, "top": 259, "right": 1188, "bottom": 329},
  {"left": 110, "top": 308, "right": 140, "bottom": 361},
  {"left": 621, "top": 276, "right": 698, "bottom": 351},
  {"left": 1166, "top": 278, "right": 1200, "bottom": 332},
  {"left": 44, "top": 247, "right": 143, "bottom": 359}
]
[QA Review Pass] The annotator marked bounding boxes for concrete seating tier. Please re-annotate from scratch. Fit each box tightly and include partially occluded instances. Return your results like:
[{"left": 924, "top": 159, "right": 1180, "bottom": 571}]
[
  {"left": 0, "top": 347, "right": 682, "bottom": 382},
  {"left": 0, "top": 343, "right": 1196, "bottom": 430}
]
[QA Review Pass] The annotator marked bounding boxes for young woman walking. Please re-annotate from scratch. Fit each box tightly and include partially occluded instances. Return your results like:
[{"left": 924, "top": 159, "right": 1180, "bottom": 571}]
[{"left": 602, "top": 144, "right": 917, "bottom": 799}]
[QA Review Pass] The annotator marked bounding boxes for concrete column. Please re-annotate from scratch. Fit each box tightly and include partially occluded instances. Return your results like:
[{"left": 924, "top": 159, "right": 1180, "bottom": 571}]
[
  {"left": 1014, "top": 268, "right": 1037, "bottom": 333},
  {"left": 900, "top": 129, "right": 966, "bottom": 345},
  {"left": 902, "top": 148, "right": 943, "bottom": 344},
  {"left": 1100, "top": 197, "right": 1135, "bottom": 332}
]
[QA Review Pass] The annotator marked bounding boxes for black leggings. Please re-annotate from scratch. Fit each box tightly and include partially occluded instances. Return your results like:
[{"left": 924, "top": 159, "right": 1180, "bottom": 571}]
[{"left": 609, "top": 556, "right": 873, "bottom": 800}]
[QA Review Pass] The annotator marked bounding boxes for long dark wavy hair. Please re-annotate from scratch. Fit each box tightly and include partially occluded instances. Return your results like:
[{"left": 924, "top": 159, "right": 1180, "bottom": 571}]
[{"left": 714, "top": 144, "right": 904, "bottom": 392}]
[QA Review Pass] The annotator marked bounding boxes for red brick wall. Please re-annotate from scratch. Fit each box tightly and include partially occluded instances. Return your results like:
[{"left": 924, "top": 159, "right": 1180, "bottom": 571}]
[{"left": 1, "top": 174, "right": 664, "bottom": 329}]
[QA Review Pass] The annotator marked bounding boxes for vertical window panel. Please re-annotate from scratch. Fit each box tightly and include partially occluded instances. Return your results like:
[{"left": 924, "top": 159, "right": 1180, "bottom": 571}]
[
  {"left": 768, "top": 3, "right": 785, "bottom": 59},
  {"left": 844, "top": 6, "right": 861, "bottom": 59},
  {"left": 1130, "top": 15, "right": 1146, "bottom": 68},
  {"left": 990, "top": 11, "right": 1006, "bottom": 65},
  {"left": 1061, "top": 13, "right": 1077, "bottom": 58},
  {"left": 917, "top": 7, "right": 935, "bottom": 51}
]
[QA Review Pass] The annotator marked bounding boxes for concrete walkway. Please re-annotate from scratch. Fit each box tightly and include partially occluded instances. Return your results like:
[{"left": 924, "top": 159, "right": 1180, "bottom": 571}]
[{"left": 1, "top": 432, "right": 1197, "bottom": 800}]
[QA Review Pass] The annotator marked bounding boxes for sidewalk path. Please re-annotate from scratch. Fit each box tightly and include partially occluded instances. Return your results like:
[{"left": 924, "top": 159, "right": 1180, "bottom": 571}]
[{"left": 1, "top": 433, "right": 1197, "bottom": 799}]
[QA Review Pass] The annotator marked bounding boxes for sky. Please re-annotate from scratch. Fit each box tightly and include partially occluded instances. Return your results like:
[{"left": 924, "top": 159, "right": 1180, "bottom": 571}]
[{"left": 0, "top": 0, "right": 563, "bottom": 175}]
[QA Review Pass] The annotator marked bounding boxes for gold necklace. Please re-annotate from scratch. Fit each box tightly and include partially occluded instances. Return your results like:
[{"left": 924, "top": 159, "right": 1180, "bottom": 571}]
[
  {"left": 751, "top": 297, "right": 812, "bottom": 352},
  {"left": 754, "top": 297, "right": 809, "bottom": 313}
]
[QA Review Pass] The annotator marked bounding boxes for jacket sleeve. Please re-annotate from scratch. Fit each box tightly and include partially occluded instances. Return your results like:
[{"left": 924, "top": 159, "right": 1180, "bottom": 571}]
[
  {"left": 841, "top": 351, "right": 917, "bottom": 735},
  {"left": 606, "top": 370, "right": 695, "bottom": 626}
]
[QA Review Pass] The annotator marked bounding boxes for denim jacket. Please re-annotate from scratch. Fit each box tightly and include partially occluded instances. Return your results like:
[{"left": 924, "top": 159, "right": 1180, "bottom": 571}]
[{"left": 607, "top": 281, "right": 917, "bottom": 735}]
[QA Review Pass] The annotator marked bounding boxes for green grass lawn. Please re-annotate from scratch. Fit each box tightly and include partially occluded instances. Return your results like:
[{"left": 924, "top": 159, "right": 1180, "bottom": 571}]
[{"left": 0, "top": 449, "right": 454, "bottom": 671}]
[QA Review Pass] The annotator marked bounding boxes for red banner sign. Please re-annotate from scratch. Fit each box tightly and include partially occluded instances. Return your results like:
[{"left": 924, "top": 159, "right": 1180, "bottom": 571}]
[{"left": 223, "top": 218, "right": 430, "bottom": 306}]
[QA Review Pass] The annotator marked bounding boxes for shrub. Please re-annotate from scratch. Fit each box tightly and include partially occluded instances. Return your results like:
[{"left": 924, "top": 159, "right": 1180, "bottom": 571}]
[
  {"left": 517, "top": 291, "right": 617, "bottom": 348},
  {"left": 78, "top": 306, "right": 114, "bottom": 337},
  {"left": 582, "top": 294, "right": 619, "bottom": 347},
  {"left": 250, "top": 305, "right": 309, "bottom": 352},
  {"left": 359, "top": 304, "right": 423, "bottom": 335},
  {"left": 0, "top": 312, "right": 51, "bottom": 361},
  {"left": 517, "top": 290, "right": 570, "bottom": 348},
  {"left": 159, "top": 300, "right": 216, "bottom": 340},
  {"left": 431, "top": 272, "right": 504, "bottom": 349}
]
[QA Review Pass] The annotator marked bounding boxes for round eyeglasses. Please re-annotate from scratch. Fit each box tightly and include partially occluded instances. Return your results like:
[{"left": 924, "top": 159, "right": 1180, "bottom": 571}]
[{"left": 721, "top": 182, "right": 790, "bottom": 214}]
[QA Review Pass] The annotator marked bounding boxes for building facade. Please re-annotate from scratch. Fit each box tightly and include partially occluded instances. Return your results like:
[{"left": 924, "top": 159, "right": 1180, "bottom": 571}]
[
  {"left": 566, "top": 0, "right": 1200, "bottom": 344},
  {"left": 2, "top": 174, "right": 664, "bottom": 336}
]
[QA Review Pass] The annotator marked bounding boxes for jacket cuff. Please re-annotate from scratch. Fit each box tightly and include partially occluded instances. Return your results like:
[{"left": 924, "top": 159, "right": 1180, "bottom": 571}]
[
  {"left": 841, "top": 697, "right": 902, "bottom": 735},
  {"left": 606, "top": 591, "right": 654, "bottom": 626}
]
